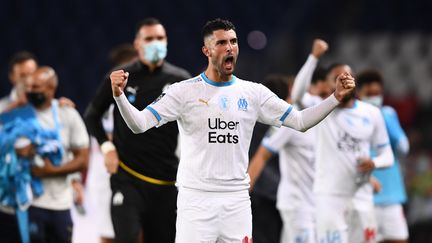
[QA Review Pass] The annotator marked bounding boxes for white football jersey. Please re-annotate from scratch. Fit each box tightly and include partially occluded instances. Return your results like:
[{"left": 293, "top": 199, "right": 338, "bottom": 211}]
[
  {"left": 314, "top": 100, "right": 390, "bottom": 196},
  {"left": 148, "top": 73, "right": 292, "bottom": 191},
  {"left": 262, "top": 125, "right": 316, "bottom": 211}
]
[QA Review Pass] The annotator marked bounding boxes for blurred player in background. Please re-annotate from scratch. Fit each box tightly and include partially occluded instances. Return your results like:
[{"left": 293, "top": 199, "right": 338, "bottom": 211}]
[
  {"left": 290, "top": 44, "right": 394, "bottom": 242},
  {"left": 357, "top": 69, "right": 410, "bottom": 243},
  {"left": 0, "top": 51, "right": 38, "bottom": 243},
  {"left": 0, "top": 51, "right": 38, "bottom": 113}
]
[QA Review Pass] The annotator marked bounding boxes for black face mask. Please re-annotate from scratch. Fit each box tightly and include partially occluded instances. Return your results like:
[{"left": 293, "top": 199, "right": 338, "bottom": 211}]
[{"left": 26, "top": 92, "right": 47, "bottom": 108}]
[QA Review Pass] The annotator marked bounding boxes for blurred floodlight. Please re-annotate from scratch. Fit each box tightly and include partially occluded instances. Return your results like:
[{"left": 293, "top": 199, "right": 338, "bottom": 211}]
[{"left": 247, "top": 30, "right": 267, "bottom": 50}]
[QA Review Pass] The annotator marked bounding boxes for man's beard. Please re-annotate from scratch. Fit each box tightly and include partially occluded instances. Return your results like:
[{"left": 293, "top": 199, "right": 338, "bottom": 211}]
[{"left": 213, "top": 57, "right": 236, "bottom": 77}]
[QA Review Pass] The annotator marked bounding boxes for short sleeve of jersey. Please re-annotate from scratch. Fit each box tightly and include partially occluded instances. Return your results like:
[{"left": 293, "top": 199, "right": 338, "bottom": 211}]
[
  {"left": 257, "top": 84, "right": 292, "bottom": 127},
  {"left": 262, "top": 126, "right": 292, "bottom": 153},
  {"left": 146, "top": 82, "right": 183, "bottom": 127},
  {"left": 371, "top": 107, "right": 390, "bottom": 150}
]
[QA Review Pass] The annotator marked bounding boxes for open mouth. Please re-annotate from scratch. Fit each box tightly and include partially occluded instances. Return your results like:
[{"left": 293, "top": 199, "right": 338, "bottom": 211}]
[{"left": 223, "top": 56, "right": 234, "bottom": 70}]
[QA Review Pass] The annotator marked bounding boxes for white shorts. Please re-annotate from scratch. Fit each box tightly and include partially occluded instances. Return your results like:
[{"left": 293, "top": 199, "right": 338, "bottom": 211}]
[
  {"left": 176, "top": 188, "right": 252, "bottom": 243},
  {"left": 375, "top": 204, "right": 408, "bottom": 241},
  {"left": 348, "top": 198, "right": 377, "bottom": 243},
  {"left": 95, "top": 187, "right": 114, "bottom": 238},
  {"left": 279, "top": 209, "right": 316, "bottom": 243},
  {"left": 315, "top": 194, "right": 350, "bottom": 243}
]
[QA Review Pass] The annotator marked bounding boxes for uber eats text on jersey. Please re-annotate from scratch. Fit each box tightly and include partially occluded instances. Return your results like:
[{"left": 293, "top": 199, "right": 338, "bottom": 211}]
[{"left": 208, "top": 118, "right": 239, "bottom": 144}]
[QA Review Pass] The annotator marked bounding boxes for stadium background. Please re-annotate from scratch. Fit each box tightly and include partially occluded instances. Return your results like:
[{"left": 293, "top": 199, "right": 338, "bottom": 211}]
[{"left": 1, "top": 0, "right": 431, "bottom": 241}]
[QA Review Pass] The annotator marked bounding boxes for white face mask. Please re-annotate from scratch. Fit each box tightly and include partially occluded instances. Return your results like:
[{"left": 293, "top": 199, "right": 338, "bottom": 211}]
[
  {"left": 142, "top": 41, "right": 167, "bottom": 64},
  {"left": 363, "top": 95, "right": 383, "bottom": 107}
]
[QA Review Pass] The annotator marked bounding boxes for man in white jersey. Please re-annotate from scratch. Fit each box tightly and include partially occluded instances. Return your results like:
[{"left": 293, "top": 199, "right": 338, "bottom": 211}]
[
  {"left": 291, "top": 61, "right": 394, "bottom": 243},
  {"left": 248, "top": 39, "right": 329, "bottom": 243},
  {"left": 110, "top": 19, "right": 355, "bottom": 243}
]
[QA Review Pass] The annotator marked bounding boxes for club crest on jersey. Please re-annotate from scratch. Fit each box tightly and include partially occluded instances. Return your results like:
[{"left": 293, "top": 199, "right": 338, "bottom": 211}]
[
  {"left": 237, "top": 98, "right": 248, "bottom": 111},
  {"left": 219, "top": 95, "right": 230, "bottom": 111}
]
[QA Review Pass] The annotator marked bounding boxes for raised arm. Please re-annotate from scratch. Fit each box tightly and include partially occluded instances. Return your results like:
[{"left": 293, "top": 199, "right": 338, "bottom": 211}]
[
  {"left": 111, "top": 70, "right": 159, "bottom": 134},
  {"left": 291, "top": 39, "right": 328, "bottom": 107}
]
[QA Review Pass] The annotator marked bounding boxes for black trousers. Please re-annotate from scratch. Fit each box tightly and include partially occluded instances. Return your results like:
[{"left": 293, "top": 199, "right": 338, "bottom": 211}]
[
  {"left": 110, "top": 168, "right": 178, "bottom": 243},
  {"left": 251, "top": 193, "right": 283, "bottom": 243},
  {"left": 28, "top": 207, "right": 73, "bottom": 243},
  {"left": 0, "top": 210, "right": 21, "bottom": 243}
]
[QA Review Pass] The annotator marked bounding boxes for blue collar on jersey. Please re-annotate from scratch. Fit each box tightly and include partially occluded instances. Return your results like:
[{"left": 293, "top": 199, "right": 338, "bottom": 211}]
[{"left": 200, "top": 72, "right": 236, "bottom": 87}]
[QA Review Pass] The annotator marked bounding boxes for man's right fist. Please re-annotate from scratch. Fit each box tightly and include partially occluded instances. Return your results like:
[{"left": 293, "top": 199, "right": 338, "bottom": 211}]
[
  {"left": 312, "top": 39, "right": 329, "bottom": 59},
  {"left": 110, "top": 70, "right": 129, "bottom": 97}
]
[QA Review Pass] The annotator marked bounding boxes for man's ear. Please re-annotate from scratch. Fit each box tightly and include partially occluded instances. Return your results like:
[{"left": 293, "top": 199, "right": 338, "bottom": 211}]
[
  {"left": 202, "top": 45, "right": 210, "bottom": 57},
  {"left": 8, "top": 72, "right": 16, "bottom": 85},
  {"left": 133, "top": 38, "right": 140, "bottom": 51}
]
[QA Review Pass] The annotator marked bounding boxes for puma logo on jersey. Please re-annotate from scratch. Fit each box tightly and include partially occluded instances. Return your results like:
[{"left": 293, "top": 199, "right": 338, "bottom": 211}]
[{"left": 198, "top": 98, "right": 209, "bottom": 106}]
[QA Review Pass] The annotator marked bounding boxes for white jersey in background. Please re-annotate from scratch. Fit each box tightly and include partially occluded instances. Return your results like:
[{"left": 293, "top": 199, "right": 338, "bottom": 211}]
[{"left": 314, "top": 100, "right": 391, "bottom": 196}]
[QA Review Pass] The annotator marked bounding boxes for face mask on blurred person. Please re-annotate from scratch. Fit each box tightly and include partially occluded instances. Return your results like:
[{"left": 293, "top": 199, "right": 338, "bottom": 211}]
[
  {"left": 26, "top": 92, "right": 47, "bottom": 108},
  {"left": 363, "top": 95, "right": 383, "bottom": 107},
  {"left": 143, "top": 41, "right": 167, "bottom": 64}
]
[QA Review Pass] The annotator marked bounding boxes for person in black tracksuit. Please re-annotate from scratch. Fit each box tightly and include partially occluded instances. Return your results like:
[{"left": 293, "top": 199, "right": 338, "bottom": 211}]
[{"left": 84, "top": 18, "right": 190, "bottom": 243}]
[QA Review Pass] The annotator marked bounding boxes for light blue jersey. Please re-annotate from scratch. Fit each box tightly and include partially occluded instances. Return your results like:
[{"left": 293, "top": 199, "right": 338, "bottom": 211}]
[{"left": 373, "top": 106, "right": 409, "bottom": 205}]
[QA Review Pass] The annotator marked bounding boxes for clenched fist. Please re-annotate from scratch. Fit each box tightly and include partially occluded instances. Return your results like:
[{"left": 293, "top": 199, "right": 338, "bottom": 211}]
[
  {"left": 334, "top": 72, "right": 355, "bottom": 102},
  {"left": 312, "top": 39, "right": 329, "bottom": 59},
  {"left": 111, "top": 70, "right": 129, "bottom": 97}
]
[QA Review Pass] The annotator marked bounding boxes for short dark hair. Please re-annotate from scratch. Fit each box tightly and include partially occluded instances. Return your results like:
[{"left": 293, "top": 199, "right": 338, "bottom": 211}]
[
  {"left": 311, "top": 66, "right": 327, "bottom": 84},
  {"left": 202, "top": 18, "right": 236, "bottom": 40},
  {"left": 262, "top": 74, "right": 291, "bottom": 100},
  {"left": 356, "top": 69, "right": 384, "bottom": 88},
  {"left": 135, "top": 17, "right": 162, "bottom": 36},
  {"left": 8, "top": 51, "right": 37, "bottom": 73}
]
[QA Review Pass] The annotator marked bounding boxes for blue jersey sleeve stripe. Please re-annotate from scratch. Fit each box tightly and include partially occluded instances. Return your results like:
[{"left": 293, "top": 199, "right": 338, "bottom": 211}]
[
  {"left": 145, "top": 106, "right": 161, "bottom": 122},
  {"left": 280, "top": 105, "right": 293, "bottom": 122}
]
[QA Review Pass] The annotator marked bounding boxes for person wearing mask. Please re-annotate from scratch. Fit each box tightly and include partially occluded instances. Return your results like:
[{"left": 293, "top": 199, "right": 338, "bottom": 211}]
[
  {"left": 23, "top": 66, "right": 89, "bottom": 243},
  {"left": 357, "top": 70, "right": 409, "bottom": 243}
]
